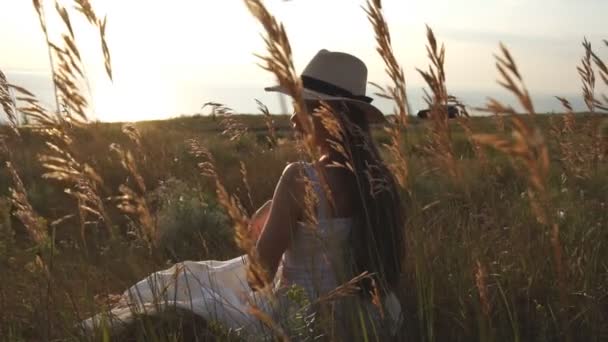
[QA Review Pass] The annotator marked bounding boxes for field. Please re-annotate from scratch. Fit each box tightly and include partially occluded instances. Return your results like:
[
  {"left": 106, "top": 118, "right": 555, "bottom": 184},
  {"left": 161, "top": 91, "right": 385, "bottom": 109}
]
[
  {"left": 1, "top": 113, "right": 607, "bottom": 341},
  {"left": 2, "top": 0, "right": 608, "bottom": 341}
]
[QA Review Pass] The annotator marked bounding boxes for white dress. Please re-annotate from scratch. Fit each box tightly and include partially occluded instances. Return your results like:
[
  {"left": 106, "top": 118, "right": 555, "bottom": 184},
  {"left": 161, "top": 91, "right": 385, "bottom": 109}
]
[{"left": 83, "top": 163, "right": 402, "bottom": 339}]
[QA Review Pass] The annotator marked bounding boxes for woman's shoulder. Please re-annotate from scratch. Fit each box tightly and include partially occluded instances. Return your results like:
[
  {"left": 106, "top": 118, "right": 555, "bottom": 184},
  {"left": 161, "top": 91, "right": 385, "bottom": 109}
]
[
  {"left": 281, "top": 161, "right": 311, "bottom": 179},
  {"left": 278, "top": 162, "right": 314, "bottom": 196}
]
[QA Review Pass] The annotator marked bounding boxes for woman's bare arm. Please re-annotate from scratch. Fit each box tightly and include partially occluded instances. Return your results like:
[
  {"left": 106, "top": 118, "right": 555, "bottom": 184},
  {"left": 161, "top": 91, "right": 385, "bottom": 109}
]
[
  {"left": 249, "top": 200, "right": 272, "bottom": 241},
  {"left": 254, "top": 162, "right": 303, "bottom": 280}
]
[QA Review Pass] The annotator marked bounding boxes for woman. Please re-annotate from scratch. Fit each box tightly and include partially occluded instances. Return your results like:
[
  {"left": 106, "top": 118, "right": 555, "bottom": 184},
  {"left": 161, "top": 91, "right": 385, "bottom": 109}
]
[{"left": 83, "top": 50, "right": 404, "bottom": 341}]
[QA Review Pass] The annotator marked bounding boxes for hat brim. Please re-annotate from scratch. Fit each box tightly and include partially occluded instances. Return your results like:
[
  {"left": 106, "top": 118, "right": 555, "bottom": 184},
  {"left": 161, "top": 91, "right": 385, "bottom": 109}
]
[{"left": 265, "top": 85, "right": 387, "bottom": 124}]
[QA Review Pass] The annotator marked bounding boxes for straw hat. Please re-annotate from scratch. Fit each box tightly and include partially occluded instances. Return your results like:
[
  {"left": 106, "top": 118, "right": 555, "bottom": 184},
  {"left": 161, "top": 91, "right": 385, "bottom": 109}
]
[{"left": 265, "top": 49, "right": 386, "bottom": 123}]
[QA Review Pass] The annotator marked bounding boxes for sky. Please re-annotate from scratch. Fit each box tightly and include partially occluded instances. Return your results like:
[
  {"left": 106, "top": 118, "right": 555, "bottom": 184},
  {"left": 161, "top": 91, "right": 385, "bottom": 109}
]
[{"left": 1, "top": 0, "right": 607, "bottom": 122}]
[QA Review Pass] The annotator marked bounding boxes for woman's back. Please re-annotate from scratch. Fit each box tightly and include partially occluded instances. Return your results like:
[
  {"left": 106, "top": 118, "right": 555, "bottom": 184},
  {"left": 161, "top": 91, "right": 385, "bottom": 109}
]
[{"left": 279, "top": 162, "right": 355, "bottom": 298}]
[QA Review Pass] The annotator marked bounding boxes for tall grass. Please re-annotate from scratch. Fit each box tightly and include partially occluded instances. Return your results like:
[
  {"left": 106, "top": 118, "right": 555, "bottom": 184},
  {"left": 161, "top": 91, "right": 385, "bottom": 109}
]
[{"left": 1, "top": 0, "right": 608, "bottom": 341}]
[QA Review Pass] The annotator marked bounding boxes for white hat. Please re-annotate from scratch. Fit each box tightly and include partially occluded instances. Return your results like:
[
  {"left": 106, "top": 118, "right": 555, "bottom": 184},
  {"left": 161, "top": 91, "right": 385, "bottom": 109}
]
[{"left": 265, "top": 49, "right": 386, "bottom": 123}]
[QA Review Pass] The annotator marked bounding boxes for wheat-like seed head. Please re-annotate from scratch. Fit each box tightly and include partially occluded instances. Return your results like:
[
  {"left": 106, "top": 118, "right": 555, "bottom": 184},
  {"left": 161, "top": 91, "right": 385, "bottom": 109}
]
[
  {"left": 239, "top": 161, "right": 255, "bottom": 212},
  {"left": 74, "top": 0, "right": 112, "bottom": 80},
  {"left": 314, "top": 271, "right": 373, "bottom": 305},
  {"left": 256, "top": 99, "right": 278, "bottom": 147},
  {"left": 474, "top": 260, "right": 491, "bottom": 317},
  {"left": 364, "top": 0, "right": 410, "bottom": 127},
  {"left": 552, "top": 97, "right": 591, "bottom": 179},
  {"left": 362, "top": 2, "right": 412, "bottom": 190},
  {"left": 475, "top": 46, "right": 549, "bottom": 200},
  {"left": 110, "top": 143, "right": 146, "bottom": 193},
  {"left": 108, "top": 140, "right": 156, "bottom": 248},
  {"left": 45, "top": 1, "right": 90, "bottom": 122},
  {"left": 580, "top": 41, "right": 608, "bottom": 162},
  {"left": 32, "top": 0, "right": 113, "bottom": 122},
  {"left": 6, "top": 161, "right": 48, "bottom": 245},
  {"left": 3, "top": 0, "right": 118, "bottom": 252},
  {"left": 122, "top": 124, "right": 142, "bottom": 148},
  {"left": 300, "top": 173, "right": 319, "bottom": 229},
  {"left": 0, "top": 70, "right": 21, "bottom": 136},
  {"left": 555, "top": 97, "right": 576, "bottom": 133},
  {"left": 590, "top": 42, "right": 608, "bottom": 110},
  {"left": 113, "top": 184, "right": 156, "bottom": 248},
  {"left": 40, "top": 141, "right": 113, "bottom": 236},
  {"left": 363, "top": 161, "right": 392, "bottom": 198},
  {"left": 8, "top": 84, "right": 62, "bottom": 133},
  {"left": 416, "top": 26, "right": 461, "bottom": 183},
  {"left": 6, "top": 77, "right": 94, "bottom": 244},
  {"left": 578, "top": 39, "right": 602, "bottom": 112},
  {"left": 243, "top": 0, "right": 312, "bottom": 143},
  {"left": 382, "top": 125, "right": 408, "bottom": 188},
  {"left": 202, "top": 102, "right": 248, "bottom": 141}
]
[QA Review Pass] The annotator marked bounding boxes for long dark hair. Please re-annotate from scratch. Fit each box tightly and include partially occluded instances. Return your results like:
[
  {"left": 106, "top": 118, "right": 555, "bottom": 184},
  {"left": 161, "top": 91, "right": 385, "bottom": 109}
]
[{"left": 315, "top": 101, "right": 405, "bottom": 293}]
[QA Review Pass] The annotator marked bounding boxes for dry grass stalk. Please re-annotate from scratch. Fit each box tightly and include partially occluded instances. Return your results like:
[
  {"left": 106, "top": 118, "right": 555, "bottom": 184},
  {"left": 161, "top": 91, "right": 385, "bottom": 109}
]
[
  {"left": 187, "top": 139, "right": 271, "bottom": 290},
  {"left": 590, "top": 41, "right": 608, "bottom": 110},
  {"left": 552, "top": 97, "right": 591, "bottom": 179},
  {"left": 4, "top": 72, "right": 112, "bottom": 244},
  {"left": 6, "top": 161, "right": 48, "bottom": 245},
  {"left": 0, "top": 70, "right": 21, "bottom": 136},
  {"left": 257, "top": 99, "right": 278, "bottom": 147},
  {"left": 9, "top": 84, "right": 62, "bottom": 132},
  {"left": 364, "top": 0, "right": 410, "bottom": 190},
  {"left": 122, "top": 124, "right": 143, "bottom": 149},
  {"left": 243, "top": 0, "right": 324, "bottom": 232},
  {"left": 48, "top": 1, "right": 91, "bottom": 122},
  {"left": 32, "top": 0, "right": 61, "bottom": 113},
  {"left": 114, "top": 184, "right": 156, "bottom": 247},
  {"left": 556, "top": 97, "right": 576, "bottom": 133},
  {"left": 202, "top": 102, "right": 248, "bottom": 141},
  {"left": 576, "top": 41, "right": 607, "bottom": 165},
  {"left": 246, "top": 0, "right": 331, "bottom": 243},
  {"left": 310, "top": 102, "right": 368, "bottom": 215},
  {"left": 243, "top": 0, "right": 312, "bottom": 140},
  {"left": 472, "top": 44, "right": 568, "bottom": 331},
  {"left": 383, "top": 125, "right": 409, "bottom": 189},
  {"left": 110, "top": 143, "right": 156, "bottom": 247},
  {"left": 474, "top": 45, "right": 550, "bottom": 224},
  {"left": 122, "top": 123, "right": 146, "bottom": 163},
  {"left": 495, "top": 45, "right": 535, "bottom": 113},
  {"left": 584, "top": 41, "right": 608, "bottom": 161},
  {"left": 313, "top": 103, "right": 345, "bottom": 156},
  {"left": 474, "top": 260, "right": 491, "bottom": 317},
  {"left": 578, "top": 39, "right": 602, "bottom": 112},
  {"left": 110, "top": 143, "right": 146, "bottom": 193},
  {"left": 39, "top": 142, "right": 114, "bottom": 237},
  {"left": 239, "top": 161, "right": 255, "bottom": 212},
  {"left": 364, "top": 0, "right": 410, "bottom": 127},
  {"left": 451, "top": 95, "right": 487, "bottom": 165},
  {"left": 74, "top": 0, "right": 113, "bottom": 80},
  {"left": 417, "top": 26, "right": 461, "bottom": 183},
  {"left": 369, "top": 278, "right": 384, "bottom": 319},
  {"left": 298, "top": 171, "right": 319, "bottom": 229},
  {"left": 248, "top": 304, "right": 290, "bottom": 342},
  {"left": 32, "top": 0, "right": 113, "bottom": 122},
  {"left": 314, "top": 271, "right": 373, "bottom": 305}
]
